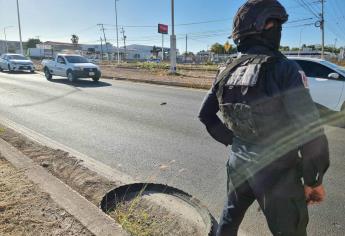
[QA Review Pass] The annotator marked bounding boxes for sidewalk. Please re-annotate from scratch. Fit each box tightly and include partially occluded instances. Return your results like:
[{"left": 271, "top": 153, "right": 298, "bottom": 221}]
[{"left": 0, "top": 155, "right": 93, "bottom": 236}]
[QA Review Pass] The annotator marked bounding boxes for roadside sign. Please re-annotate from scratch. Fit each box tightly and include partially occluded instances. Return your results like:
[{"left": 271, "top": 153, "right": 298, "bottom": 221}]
[
  {"left": 158, "top": 24, "right": 168, "bottom": 34},
  {"left": 36, "top": 44, "right": 52, "bottom": 49}
]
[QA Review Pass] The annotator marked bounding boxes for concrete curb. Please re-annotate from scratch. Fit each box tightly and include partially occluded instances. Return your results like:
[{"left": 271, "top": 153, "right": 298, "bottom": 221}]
[
  {"left": 104, "top": 75, "right": 211, "bottom": 90},
  {"left": 0, "top": 115, "right": 134, "bottom": 185},
  {"left": 0, "top": 138, "right": 128, "bottom": 236}
]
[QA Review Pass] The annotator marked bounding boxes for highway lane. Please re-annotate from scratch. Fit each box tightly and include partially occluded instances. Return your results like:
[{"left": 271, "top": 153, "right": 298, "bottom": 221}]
[{"left": 0, "top": 72, "right": 344, "bottom": 235}]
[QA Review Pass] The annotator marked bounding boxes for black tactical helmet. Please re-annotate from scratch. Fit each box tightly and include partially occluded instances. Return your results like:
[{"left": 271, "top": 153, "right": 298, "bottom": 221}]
[{"left": 232, "top": 0, "right": 289, "bottom": 44}]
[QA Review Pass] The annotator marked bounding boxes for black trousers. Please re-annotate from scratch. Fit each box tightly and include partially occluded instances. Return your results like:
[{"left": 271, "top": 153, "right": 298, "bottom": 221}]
[{"left": 217, "top": 159, "right": 309, "bottom": 236}]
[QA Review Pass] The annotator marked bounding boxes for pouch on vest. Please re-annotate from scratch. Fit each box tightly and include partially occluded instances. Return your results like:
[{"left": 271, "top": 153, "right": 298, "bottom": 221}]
[{"left": 215, "top": 55, "right": 278, "bottom": 143}]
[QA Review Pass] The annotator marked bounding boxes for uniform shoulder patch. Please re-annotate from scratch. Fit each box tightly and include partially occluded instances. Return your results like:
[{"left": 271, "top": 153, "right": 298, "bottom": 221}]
[{"left": 299, "top": 70, "right": 309, "bottom": 88}]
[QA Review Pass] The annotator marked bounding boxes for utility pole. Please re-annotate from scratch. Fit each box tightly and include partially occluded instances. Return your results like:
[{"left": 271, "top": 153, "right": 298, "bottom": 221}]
[
  {"left": 100, "top": 37, "right": 104, "bottom": 61},
  {"left": 320, "top": 0, "right": 325, "bottom": 59},
  {"left": 16, "top": 0, "right": 24, "bottom": 55},
  {"left": 36, "top": 35, "right": 43, "bottom": 59},
  {"left": 98, "top": 24, "right": 109, "bottom": 60},
  {"left": 162, "top": 34, "right": 164, "bottom": 61},
  {"left": 334, "top": 38, "right": 337, "bottom": 54},
  {"left": 170, "top": 0, "right": 177, "bottom": 73},
  {"left": 115, "top": 0, "right": 120, "bottom": 64},
  {"left": 121, "top": 27, "right": 127, "bottom": 61},
  {"left": 185, "top": 34, "right": 188, "bottom": 62}
]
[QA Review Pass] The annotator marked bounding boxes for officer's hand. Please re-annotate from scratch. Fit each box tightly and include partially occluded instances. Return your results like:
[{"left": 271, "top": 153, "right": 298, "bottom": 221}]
[{"left": 304, "top": 185, "right": 326, "bottom": 205}]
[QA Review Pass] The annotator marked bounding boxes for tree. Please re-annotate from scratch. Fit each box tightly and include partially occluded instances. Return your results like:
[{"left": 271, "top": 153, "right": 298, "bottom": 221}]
[
  {"left": 210, "top": 43, "right": 225, "bottom": 54},
  {"left": 279, "top": 46, "right": 290, "bottom": 51},
  {"left": 26, "top": 38, "right": 41, "bottom": 49},
  {"left": 291, "top": 47, "right": 300, "bottom": 51},
  {"left": 224, "top": 41, "right": 233, "bottom": 54},
  {"left": 71, "top": 34, "right": 79, "bottom": 47},
  {"left": 150, "top": 46, "right": 160, "bottom": 58},
  {"left": 183, "top": 52, "right": 195, "bottom": 57},
  {"left": 307, "top": 45, "right": 316, "bottom": 50}
]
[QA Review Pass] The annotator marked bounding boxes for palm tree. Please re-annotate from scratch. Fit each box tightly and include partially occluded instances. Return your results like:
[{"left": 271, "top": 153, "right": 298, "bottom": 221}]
[
  {"left": 71, "top": 34, "right": 79, "bottom": 48},
  {"left": 224, "top": 41, "right": 232, "bottom": 54}
]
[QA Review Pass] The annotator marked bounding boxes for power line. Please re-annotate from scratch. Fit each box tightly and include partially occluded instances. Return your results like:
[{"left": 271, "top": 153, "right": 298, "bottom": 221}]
[
  {"left": 293, "top": 0, "right": 325, "bottom": 58},
  {"left": 294, "top": 0, "right": 320, "bottom": 18},
  {"left": 46, "top": 25, "right": 99, "bottom": 41},
  {"left": 97, "top": 24, "right": 110, "bottom": 58},
  {"left": 327, "top": 0, "right": 345, "bottom": 41},
  {"left": 120, "top": 27, "right": 127, "bottom": 59},
  {"left": 284, "top": 23, "right": 315, "bottom": 29},
  {"left": 286, "top": 17, "right": 315, "bottom": 24},
  {"left": 103, "top": 18, "right": 232, "bottom": 29}
]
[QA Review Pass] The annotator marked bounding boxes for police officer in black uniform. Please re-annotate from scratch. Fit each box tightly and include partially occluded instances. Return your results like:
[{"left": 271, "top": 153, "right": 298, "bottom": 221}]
[{"left": 198, "top": 1, "right": 330, "bottom": 235}]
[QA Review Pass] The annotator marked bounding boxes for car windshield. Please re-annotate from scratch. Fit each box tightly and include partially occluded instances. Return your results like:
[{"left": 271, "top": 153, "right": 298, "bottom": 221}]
[
  {"left": 8, "top": 55, "right": 27, "bottom": 60},
  {"left": 65, "top": 56, "right": 89, "bottom": 63},
  {"left": 321, "top": 60, "right": 345, "bottom": 73}
]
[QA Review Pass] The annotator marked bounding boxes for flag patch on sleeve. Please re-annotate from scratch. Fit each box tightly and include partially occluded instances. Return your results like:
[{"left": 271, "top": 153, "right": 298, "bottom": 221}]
[{"left": 299, "top": 71, "right": 309, "bottom": 88}]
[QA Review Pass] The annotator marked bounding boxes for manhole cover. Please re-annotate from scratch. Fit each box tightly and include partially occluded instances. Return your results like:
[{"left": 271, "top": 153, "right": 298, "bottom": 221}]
[{"left": 100, "top": 183, "right": 217, "bottom": 236}]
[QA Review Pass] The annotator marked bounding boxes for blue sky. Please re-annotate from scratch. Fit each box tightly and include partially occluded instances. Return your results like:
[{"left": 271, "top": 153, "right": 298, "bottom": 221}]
[{"left": 1, "top": 0, "right": 345, "bottom": 52}]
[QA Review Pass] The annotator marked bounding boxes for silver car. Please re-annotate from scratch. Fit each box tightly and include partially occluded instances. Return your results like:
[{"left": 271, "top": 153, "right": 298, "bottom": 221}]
[
  {"left": 289, "top": 57, "right": 345, "bottom": 112},
  {"left": 0, "top": 54, "right": 35, "bottom": 73}
]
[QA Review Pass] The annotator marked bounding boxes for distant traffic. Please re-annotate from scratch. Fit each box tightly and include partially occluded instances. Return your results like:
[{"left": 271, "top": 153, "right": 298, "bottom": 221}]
[{"left": 0, "top": 54, "right": 35, "bottom": 73}]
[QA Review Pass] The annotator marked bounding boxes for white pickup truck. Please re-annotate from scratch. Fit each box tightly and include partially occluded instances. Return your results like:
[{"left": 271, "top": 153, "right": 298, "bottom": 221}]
[{"left": 42, "top": 54, "right": 101, "bottom": 82}]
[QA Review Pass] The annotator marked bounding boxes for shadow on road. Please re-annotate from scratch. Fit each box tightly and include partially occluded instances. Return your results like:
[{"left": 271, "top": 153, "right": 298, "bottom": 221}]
[
  {"left": 0, "top": 71, "right": 37, "bottom": 75},
  {"left": 48, "top": 78, "right": 112, "bottom": 88},
  {"left": 13, "top": 89, "right": 80, "bottom": 108}
]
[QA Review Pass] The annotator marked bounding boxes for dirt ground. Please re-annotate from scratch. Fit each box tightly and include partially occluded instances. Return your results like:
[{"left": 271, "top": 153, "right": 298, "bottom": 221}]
[
  {"left": 0, "top": 156, "right": 93, "bottom": 236},
  {"left": 0, "top": 126, "right": 118, "bottom": 206},
  {"left": 100, "top": 66, "right": 216, "bottom": 89}
]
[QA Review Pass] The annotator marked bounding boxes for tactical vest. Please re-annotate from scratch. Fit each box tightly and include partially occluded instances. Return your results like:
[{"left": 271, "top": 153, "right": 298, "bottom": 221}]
[{"left": 215, "top": 54, "right": 288, "bottom": 144}]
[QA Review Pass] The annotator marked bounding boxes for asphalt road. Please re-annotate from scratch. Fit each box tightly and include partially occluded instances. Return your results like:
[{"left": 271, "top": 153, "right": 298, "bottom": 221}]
[{"left": 0, "top": 72, "right": 344, "bottom": 236}]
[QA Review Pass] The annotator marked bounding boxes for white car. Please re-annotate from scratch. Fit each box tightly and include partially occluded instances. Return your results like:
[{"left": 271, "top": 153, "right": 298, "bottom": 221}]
[
  {"left": 0, "top": 53, "right": 35, "bottom": 73},
  {"left": 289, "top": 57, "right": 345, "bottom": 112},
  {"left": 42, "top": 54, "right": 101, "bottom": 82}
]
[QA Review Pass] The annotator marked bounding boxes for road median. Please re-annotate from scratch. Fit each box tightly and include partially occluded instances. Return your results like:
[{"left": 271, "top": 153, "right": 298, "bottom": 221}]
[
  {"left": 101, "top": 65, "right": 215, "bottom": 90},
  {"left": 0, "top": 154, "right": 94, "bottom": 236}
]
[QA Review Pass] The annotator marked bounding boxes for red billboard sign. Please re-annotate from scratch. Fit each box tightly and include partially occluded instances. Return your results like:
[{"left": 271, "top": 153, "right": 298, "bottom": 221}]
[{"left": 158, "top": 24, "right": 169, "bottom": 34}]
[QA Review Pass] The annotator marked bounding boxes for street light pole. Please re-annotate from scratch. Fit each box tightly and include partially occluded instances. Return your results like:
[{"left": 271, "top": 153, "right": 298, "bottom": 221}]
[
  {"left": 115, "top": 0, "right": 120, "bottom": 64},
  {"left": 170, "top": 0, "right": 177, "bottom": 73},
  {"left": 3, "top": 26, "right": 13, "bottom": 53},
  {"left": 334, "top": 38, "right": 337, "bottom": 54},
  {"left": 298, "top": 28, "right": 303, "bottom": 57},
  {"left": 16, "top": 0, "right": 24, "bottom": 55},
  {"left": 4, "top": 28, "right": 8, "bottom": 53}
]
